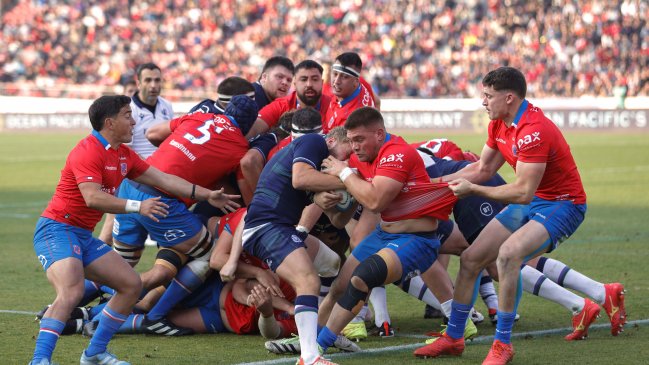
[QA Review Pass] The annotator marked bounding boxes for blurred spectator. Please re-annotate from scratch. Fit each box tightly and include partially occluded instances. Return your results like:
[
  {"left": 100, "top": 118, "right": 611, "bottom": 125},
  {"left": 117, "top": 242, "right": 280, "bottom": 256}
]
[{"left": 0, "top": 0, "right": 646, "bottom": 100}]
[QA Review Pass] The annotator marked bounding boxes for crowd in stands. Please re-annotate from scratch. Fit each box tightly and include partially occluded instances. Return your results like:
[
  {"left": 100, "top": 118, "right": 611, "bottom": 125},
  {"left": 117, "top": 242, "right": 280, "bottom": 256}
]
[{"left": 1, "top": 0, "right": 647, "bottom": 100}]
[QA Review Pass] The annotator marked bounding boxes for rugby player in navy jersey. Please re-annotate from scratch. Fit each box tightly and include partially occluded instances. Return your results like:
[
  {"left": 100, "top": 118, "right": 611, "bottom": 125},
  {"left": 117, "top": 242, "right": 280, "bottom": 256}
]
[
  {"left": 188, "top": 76, "right": 256, "bottom": 115},
  {"left": 240, "top": 108, "right": 353, "bottom": 365},
  {"left": 252, "top": 56, "right": 295, "bottom": 111}
]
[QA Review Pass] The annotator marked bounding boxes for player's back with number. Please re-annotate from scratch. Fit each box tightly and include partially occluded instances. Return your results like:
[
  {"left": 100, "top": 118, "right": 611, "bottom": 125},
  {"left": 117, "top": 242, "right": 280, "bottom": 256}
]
[{"left": 147, "top": 112, "right": 249, "bottom": 204}]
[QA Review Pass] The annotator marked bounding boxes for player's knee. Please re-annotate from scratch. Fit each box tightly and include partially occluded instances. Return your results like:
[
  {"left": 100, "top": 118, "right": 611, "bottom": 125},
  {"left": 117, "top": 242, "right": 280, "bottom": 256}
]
[
  {"left": 53, "top": 284, "right": 86, "bottom": 310},
  {"left": 351, "top": 254, "right": 389, "bottom": 290},
  {"left": 155, "top": 247, "right": 189, "bottom": 277},
  {"left": 293, "top": 270, "right": 321, "bottom": 295},
  {"left": 114, "top": 272, "right": 142, "bottom": 299},
  {"left": 459, "top": 249, "right": 486, "bottom": 274},
  {"left": 113, "top": 241, "right": 143, "bottom": 267},
  {"left": 313, "top": 239, "right": 340, "bottom": 278},
  {"left": 337, "top": 276, "right": 370, "bottom": 312}
]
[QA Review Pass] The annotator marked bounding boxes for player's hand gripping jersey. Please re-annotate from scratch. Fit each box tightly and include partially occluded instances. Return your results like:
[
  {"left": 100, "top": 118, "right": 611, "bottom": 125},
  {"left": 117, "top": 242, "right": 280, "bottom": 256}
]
[
  {"left": 146, "top": 112, "right": 249, "bottom": 206},
  {"left": 349, "top": 134, "right": 457, "bottom": 222},
  {"left": 486, "top": 101, "right": 586, "bottom": 203}
]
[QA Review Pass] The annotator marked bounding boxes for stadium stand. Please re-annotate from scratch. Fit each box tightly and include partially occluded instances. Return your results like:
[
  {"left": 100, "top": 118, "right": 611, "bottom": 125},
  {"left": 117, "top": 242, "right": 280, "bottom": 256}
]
[{"left": 0, "top": 0, "right": 647, "bottom": 100}]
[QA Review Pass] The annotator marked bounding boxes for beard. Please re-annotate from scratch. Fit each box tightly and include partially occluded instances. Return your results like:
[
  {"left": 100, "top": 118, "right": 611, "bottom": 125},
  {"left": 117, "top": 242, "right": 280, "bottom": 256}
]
[{"left": 297, "top": 89, "right": 321, "bottom": 107}]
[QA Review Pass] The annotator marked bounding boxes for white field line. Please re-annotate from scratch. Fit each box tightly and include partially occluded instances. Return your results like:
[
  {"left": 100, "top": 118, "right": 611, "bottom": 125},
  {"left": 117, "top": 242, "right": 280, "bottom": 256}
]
[
  {"left": 233, "top": 319, "right": 649, "bottom": 365},
  {"left": 2, "top": 310, "right": 646, "bottom": 364}
]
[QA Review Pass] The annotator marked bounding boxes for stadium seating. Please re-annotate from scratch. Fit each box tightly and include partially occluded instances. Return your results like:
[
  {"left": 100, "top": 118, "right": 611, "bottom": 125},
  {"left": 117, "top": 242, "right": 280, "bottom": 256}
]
[{"left": 0, "top": 0, "right": 646, "bottom": 100}]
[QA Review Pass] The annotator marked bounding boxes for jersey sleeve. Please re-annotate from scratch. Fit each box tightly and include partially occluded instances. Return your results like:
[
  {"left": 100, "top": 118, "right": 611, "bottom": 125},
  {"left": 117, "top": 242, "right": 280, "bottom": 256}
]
[
  {"left": 249, "top": 133, "right": 279, "bottom": 163},
  {"left": 374, "top": 144, "right": 416, "bottom": 184},
  {"left": 69, "top": 146, "right": 105, "bottom": 185},
  {"left": 258, "top": 98, "right": 288, "bottom": 128},
  {"left": 125, "top": 147, "right": 150, "bottom": 179},
  {"left": 515, "top": 122, "right": 550, "bottom": 163},
  {"left": 169, "top": 115, "right": 185, "bottom": 132},
  {"left": 485, "top": 120, "right": 498, "bottom": 149},
  {"left": 292, "top": 134, "right": 328, "bottom": 169}
]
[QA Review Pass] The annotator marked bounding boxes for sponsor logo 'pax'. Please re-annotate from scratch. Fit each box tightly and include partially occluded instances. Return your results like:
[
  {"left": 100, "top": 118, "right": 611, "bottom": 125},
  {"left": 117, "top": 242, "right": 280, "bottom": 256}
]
[
  {"left": 379, "top": 153, "right": 405, "bottom": 165},
  {"left": 517, "top": 131, "right": 541, "bottom": 148}
]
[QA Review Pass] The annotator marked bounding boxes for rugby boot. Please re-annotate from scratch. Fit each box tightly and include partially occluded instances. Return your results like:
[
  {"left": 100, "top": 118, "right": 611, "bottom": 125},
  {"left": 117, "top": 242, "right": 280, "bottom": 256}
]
[
  {"left": 482, "top": 340, "right": 514, "bottom": 365},
  {"left": 414, "top": 332, "right": 464, "bottom": 358},
  {"left": 565, "top": 298, "right": 600, "bottom": 341},
  {"left": 141, "top": 316, "right": 194, "bottom": 336},
  {"left": 341, "top": 321, "right": 367, "bottom": 341},
  {"left": 470, "top": 307, "right": 485, "bottom": 324},
  {"left": 368, "top": 321, "right": 395, "bottom": 338},
  {"left": 265, "top": 335, "right": 301, "bottom": 354},
  {"left": 424, "top": 304, "right": 444, "bottom": 319},
  {"left": 602, "top": 283, "right": 626, "bottom": 336},
  {"left": 333, "top": 334, "right": 361, "bottom": 352},
  {"left": 80, "top": 351, "right": 130, "bottom": 365}
]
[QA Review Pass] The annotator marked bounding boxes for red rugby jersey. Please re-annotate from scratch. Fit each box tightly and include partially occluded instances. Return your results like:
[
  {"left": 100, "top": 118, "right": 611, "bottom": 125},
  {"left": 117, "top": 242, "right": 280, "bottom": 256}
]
[
  {"left": 146, "top": 113, "right": 249, "bottom": 206},
  {"left": 42, "top": 131, "right": 149, "bottom": 230},
  {"left": 349, "top": 134, "right": 457, "bottom": 222},
  {"left": 486, "top": 101, "right": 586, "bottom": 204},
  {"left": 257, "top": 91, "right": 331, "bottom": 129}
]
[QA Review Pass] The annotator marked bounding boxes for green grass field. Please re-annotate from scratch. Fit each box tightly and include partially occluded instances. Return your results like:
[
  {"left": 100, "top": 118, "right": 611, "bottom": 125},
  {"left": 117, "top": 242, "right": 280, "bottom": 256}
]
[{"left": 1, "top": 131, "right": 648, "bottom": 364}]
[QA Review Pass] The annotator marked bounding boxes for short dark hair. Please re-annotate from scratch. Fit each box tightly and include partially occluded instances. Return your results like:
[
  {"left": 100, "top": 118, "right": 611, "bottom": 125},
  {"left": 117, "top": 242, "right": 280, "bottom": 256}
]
[
  {"left": 291, "top": 107, "right": 322, "bottom": 131},
  {"left": 135, "top": 63, "right": 161, "bottom": 79},
  {"left": 88, "top": 95, "right": 131, "bottom": 131},
  {"left": 261, "top": 56, "right": 295, "bottom": 75},
  {"left": 294, "top": 60, "right": 323, "bottom": 75},
  {"left": 344, "top": 107, "right": 383, "bottom": 130},
  {"left": 335, "top": 52, "right": 362, "bottom": 71},
  {"left": 217, "top": 76, "right": 255, "bottom": 97},
  {"left": 270, "top": 111, "right": 295, "bottom": 140},
  {"left": 482, "top": 67, "right": 527, "bottom": 99}
]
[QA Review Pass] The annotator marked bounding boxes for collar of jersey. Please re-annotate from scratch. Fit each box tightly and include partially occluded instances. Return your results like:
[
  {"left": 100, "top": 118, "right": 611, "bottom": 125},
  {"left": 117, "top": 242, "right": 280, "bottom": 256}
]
[
  {"left": 131, "top": 92, "right": 158, "bottom": 113},
  {"left": 338, "top": 85, "right": 361, "bottom": 107},
  {"left": 512, "top": 99, "right": 529, "bottom": 128},
  {"left": 91, "top": 130, "right": 112, "bottom": 150}
]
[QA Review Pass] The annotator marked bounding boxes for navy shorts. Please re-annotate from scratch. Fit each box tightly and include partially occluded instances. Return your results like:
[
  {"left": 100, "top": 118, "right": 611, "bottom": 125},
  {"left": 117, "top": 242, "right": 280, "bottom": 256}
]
[
  {"left": 33, "top": 217, "right": 112, "bottom": 270},
  {"left": 496, "top": 197, "right": 587, "bottom": 253},
  {"left": 351, "top": 225, "right": 440, "bottom": 283},
  {"left": 242, "top": 223, "right": 305, "bottom": 272}
]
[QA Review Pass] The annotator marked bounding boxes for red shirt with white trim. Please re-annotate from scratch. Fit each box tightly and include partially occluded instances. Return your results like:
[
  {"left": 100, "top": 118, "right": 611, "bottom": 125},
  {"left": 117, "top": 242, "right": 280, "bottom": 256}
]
[
  {"left": 257, "top": 91, "right": 331, "bottom": 129},
  {"left": 323, "top": 83, "right": 375, "bottom": 133},
  {"left": 486, "top": 101, "right": 586, "bottom": 204},
  {"left": 146, "top": 113, "right": 249, "bottom": 206},
  {"left": 412, "top": 139, "right": 465, "bottom": 161},
  {"left": 42, "top": 131, "right": 150, "bottom": 231},
  {"left": 348, "top": 134, "right": 457, "bottom": 222}
]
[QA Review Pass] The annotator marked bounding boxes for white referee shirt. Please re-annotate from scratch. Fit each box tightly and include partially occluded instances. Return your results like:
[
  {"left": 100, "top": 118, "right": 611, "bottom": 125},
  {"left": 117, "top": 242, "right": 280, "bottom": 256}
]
[{"left": 129, "top": 94, "right": 174, "bottom": 159}]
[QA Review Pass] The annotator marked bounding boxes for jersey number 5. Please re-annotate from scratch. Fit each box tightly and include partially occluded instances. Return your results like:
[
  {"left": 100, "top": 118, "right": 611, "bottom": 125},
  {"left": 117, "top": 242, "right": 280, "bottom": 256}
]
[{"left": 183, "top": 119, "right": 223, "bottom": 145}]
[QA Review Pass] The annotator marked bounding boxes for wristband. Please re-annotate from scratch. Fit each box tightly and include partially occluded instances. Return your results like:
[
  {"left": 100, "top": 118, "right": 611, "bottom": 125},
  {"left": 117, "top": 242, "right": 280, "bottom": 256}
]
[
  {"left": 125, "top": 199, "right": 141, "bottom": 213},
  {"left": 296, "top": 225, "right": 310, "bottom": 234},
  {"left": 338, "top": 167, "right": 355, "bottom": 182},
  {"left": 190, "top": 184, "right": 196, "bottom": 200}
]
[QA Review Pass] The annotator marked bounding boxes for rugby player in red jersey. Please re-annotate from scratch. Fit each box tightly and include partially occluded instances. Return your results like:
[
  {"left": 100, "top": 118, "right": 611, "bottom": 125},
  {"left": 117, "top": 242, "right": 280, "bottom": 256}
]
[
  {"left": 30, "top": 95, "right": 238, "bottom": 365},
  {"left": 322, "top": 52, "right": 375, "bottom": 133},
  {"left": 415, "top": 67, "right": 624, "bottom": 365}
]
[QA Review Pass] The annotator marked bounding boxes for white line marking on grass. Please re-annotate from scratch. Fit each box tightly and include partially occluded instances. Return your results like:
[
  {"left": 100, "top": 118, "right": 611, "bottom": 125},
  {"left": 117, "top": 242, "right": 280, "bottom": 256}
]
[
  {"left": 234, "top": 319, "right": 649, "bottom": 365},
  {"left": 0, "top": 310, "right": 38, "bottom": 315}
]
